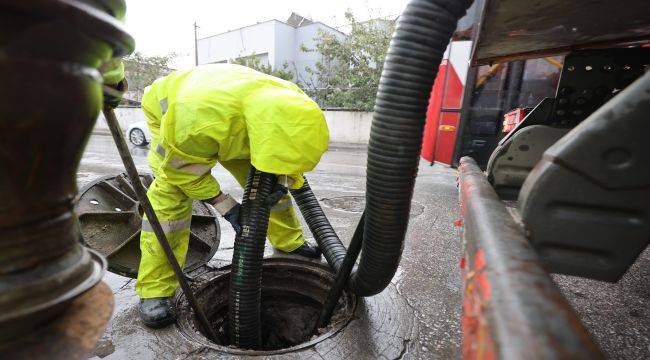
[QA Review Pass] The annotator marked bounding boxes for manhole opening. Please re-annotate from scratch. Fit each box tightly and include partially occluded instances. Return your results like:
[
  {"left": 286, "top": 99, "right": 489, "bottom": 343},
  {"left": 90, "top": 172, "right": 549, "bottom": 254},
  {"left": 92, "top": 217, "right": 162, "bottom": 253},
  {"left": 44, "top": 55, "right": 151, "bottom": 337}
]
[{"left": 177, "top": 259, "right": 356, "bottom": 355}]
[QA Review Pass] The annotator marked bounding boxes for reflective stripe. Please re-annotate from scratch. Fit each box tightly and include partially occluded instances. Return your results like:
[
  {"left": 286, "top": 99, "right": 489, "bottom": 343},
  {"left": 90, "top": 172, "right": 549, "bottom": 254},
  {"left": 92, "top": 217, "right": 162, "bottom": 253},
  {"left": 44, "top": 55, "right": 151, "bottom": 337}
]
[
  {"left": 142, "top": 218, "right": 191, "bottom": 233},
  {"left": 177, "top": 163, "right": 212, "bottom": 176},
  {"left": 159, "top": 98, "right": 168, "bottom": 114},
  {"left": 271, "top": 199, "right": 293, "bottom": 212},
  {"left": 212, "top": 194, "right": 238, "bottom": 216},
  {"left": 157, "top": 144, "right": 211, "bottom": 175},
  {"left": 169, "top": 157, "right": 186, "bottom": 168},
  {"left": 156, "top": 144, "right": 166, "bottom": 157}
]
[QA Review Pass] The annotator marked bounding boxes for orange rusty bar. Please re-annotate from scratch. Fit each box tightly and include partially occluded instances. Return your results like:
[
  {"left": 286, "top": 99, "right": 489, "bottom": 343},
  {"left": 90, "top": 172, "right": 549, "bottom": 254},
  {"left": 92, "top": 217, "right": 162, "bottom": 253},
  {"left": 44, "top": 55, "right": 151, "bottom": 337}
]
[{"left": 458, "top": 157, "right": 602, "bottom": 359}]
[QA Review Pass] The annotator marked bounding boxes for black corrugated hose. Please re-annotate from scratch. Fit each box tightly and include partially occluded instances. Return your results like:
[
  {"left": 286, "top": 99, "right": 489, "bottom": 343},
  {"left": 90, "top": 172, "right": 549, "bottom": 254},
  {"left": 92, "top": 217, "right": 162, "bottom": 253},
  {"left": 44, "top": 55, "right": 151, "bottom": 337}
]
[
  {"left": 228, "top": 167, "right": 277, "bottom": 349},
  {"left": 230, "top": 0, "right": 473, "bottom": 346},
  {"left": 292, "top": 0, "right": 474, "bottom": 296},
  {"left": 290, "top": 178, "right": 347, "bottom": 272}
]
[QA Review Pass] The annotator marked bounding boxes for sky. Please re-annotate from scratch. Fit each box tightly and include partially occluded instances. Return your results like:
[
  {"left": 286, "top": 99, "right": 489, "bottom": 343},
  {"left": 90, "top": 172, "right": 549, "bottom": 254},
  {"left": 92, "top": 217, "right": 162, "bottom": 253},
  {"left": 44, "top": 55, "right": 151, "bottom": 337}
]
[{"left": 124, "top": 0, "right": 409, "bottom": 69}]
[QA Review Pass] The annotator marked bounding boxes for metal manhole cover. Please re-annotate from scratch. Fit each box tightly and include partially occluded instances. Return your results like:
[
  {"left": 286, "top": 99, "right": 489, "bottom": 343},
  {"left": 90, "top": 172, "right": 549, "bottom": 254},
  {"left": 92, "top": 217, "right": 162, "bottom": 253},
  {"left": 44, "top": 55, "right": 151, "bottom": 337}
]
[
  {"left": 320, "top": 196, "right": 425, "bottom": 217},
  {"left": 75, "top": 173, "right": 220, "bottom": 278}
]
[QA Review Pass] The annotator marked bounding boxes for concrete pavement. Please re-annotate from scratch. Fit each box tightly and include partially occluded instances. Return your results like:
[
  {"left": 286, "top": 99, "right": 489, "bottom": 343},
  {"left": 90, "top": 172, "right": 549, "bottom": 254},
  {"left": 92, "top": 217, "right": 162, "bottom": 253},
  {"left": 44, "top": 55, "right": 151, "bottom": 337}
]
[{"left": 78, "top": 135, "right": 648, "bottom": 359}]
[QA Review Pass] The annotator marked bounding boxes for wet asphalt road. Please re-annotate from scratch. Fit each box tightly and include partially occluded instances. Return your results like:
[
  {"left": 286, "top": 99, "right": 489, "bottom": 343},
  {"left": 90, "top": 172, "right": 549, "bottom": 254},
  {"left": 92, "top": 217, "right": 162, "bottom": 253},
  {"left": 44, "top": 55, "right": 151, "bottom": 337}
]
[{"left": 78, "top": 134, "right": 648, "bottom": 359}]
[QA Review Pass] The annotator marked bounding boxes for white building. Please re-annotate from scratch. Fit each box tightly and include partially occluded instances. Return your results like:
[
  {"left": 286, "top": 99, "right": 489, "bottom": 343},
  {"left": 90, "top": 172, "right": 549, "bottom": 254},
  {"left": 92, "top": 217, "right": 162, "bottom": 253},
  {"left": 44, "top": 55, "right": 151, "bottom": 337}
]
[{"left": 196, "top": 13, "right": 345, "bottom": 86}]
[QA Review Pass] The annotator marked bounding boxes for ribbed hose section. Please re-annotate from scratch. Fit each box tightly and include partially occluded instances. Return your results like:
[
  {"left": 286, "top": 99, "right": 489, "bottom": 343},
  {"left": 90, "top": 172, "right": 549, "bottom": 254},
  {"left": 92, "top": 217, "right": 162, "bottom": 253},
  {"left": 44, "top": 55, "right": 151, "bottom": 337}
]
[
  {"left": 290, "top": 178, "right": 347, "bottom": 272},
  {"left": 228, "top": 167, "right": 277, "bottom": 349},
  {"left": 356, "top": 0, "right": 473, "bottom": 296},
  {"left": 292, "top": 0, "right": 473, "bottom": 297}
]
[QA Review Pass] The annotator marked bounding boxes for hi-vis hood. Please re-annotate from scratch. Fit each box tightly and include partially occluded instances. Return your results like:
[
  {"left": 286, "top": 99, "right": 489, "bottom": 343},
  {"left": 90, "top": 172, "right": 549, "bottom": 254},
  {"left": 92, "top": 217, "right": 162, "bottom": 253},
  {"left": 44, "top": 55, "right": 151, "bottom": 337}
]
[{"left": 243, "top": 85, "right": 329, "bottom": 175}]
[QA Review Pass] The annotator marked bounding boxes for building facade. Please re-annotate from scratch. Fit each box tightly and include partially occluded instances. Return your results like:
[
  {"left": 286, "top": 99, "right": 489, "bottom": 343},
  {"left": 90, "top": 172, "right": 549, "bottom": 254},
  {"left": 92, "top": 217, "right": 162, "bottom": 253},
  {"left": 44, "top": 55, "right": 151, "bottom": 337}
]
[{"left": 196, "top": 13, "right": 345, "bottom": 86}]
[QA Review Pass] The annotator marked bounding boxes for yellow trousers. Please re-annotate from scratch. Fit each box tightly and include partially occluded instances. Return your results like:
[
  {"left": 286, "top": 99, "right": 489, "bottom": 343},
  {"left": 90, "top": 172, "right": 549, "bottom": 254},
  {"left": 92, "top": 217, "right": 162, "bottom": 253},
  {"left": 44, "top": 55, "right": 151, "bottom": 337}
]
[{"left": 135, "top": 157, "right": 304, "bottom": 298}]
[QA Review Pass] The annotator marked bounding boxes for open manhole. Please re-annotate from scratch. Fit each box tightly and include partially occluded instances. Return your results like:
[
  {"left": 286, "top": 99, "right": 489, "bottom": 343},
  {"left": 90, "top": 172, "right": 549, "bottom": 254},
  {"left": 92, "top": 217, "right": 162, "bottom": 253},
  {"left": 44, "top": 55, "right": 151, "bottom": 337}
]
[
  {"left": 177, "top": 258, "right": 356, "bottom": 355},
  {"left": 322, "top": 195, "right": 425, "bottom": 217},
  {"left": 75, "top": 173, "right": 220, "bottom": 278}
]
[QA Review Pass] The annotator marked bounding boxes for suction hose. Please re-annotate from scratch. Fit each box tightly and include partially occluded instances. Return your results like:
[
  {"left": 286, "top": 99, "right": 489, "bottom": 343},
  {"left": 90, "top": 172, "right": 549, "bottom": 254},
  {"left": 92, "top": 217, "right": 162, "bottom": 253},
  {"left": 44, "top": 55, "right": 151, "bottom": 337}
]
[
  {"left": 291, "top": 179, "right": 347, "bottom": 272},
  {"left": 293, "top": 0, "right": 474, "bottom": 296},
  {"left": 229, "top": 167, "right": 277, "bottom": 348},
  {"left": 230, "top": 0, "right": 473, "bottom": 345}
]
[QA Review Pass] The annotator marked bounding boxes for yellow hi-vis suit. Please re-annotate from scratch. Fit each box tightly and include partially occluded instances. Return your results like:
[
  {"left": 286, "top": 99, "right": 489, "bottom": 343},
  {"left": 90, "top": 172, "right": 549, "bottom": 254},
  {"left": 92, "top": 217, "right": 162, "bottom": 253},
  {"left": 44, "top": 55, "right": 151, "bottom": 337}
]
[{"left": 135, "top": 64, "right": 329, "bottom": 298}]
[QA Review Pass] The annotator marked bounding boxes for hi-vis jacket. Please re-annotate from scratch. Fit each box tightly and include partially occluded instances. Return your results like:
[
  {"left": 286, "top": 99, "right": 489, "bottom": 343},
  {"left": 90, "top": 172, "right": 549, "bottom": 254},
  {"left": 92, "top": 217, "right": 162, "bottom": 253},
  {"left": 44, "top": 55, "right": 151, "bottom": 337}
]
[{"left": 140, "top": 64, "right": 330, "bottom": 200}]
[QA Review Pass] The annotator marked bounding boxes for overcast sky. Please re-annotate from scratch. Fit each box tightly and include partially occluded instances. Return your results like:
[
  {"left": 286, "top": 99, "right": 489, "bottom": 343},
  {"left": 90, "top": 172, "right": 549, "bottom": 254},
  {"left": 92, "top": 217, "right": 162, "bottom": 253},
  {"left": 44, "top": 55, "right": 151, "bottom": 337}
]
[{"left": 124, "top": 0, "right": 409, "bottom": 69}]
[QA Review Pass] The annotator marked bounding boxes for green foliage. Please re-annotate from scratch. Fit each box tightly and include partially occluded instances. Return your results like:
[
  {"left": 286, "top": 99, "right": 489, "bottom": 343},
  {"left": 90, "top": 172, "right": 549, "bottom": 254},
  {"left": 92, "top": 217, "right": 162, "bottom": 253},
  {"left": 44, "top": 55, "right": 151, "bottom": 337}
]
[
  {"left": 231, "top": 55, "right": 295, "bottom": 81},
  {"left": 123, "top": 51, "right": 176, "bottom": 102},
  {"left": 302, "top": 11, "right": 395, "bottom": 110}
]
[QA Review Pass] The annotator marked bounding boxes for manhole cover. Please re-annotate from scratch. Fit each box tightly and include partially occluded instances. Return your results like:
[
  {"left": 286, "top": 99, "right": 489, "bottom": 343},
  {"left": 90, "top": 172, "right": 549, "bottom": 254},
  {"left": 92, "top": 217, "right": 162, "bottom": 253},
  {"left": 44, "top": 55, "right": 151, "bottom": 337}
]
[
  {"left": 321, "top": 196, "right": 425, "bottom": 217},
  {"left": 75, "top": 173, "right": 220, "bottom": 278},
  {"left": 177, "top": 258, "right": 356, "bottom": 355}
]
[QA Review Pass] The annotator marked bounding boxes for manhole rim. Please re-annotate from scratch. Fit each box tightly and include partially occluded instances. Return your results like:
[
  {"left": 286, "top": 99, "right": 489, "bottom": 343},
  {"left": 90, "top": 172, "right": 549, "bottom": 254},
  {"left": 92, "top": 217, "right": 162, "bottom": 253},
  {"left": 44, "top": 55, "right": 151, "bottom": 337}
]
[{"left": 175, "top": 258, "right": 357, "bottom": 356}]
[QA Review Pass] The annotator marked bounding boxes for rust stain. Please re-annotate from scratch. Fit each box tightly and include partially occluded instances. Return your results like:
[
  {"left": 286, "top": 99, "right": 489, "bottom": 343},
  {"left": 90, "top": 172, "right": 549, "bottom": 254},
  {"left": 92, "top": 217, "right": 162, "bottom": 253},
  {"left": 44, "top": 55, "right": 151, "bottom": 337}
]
[
  {"left": 0, "top": 282, "right": 114, "bottom": 359},
  {"left": 474, "top": 249, "right": 491, "bottom": 301},
  {"left": 462, "top": 248, "right": 496, "bottom": 360}
]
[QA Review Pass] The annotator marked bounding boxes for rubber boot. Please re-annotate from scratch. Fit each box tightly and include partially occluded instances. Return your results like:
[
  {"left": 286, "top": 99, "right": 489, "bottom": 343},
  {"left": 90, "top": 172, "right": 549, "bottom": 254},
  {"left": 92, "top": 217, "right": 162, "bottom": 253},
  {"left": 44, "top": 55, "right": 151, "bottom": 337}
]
[
  {"left": 139, "top": 297, "right": 176, "bottom": 328},
  {"left": 288, "top": 242, "right": 322, "bottom": 259}
]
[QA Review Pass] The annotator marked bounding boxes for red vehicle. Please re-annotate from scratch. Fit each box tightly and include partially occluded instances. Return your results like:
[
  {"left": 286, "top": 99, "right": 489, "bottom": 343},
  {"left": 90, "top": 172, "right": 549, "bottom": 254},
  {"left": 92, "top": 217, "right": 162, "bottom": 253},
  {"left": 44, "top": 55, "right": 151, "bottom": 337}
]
[
  {"left": 451, "top": 1, "right": 650, "bottom": 359},
  {"left": 421, "top": 44, "right": 563, "bottom": 168}
]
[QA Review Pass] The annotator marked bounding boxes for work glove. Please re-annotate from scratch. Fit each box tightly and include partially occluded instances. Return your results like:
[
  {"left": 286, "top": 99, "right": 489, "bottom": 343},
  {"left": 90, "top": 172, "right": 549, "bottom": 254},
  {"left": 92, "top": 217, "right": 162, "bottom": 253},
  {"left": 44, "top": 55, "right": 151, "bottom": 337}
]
[
  {"left": 223, "top": 203, "right": 242, "bottom": 235},
  {"left": 103, "top": 78, "right": 128, "bottom": 109},
  {"left": 209, "top": 193, "right": 242, "bottom": 235},
  {"left": 264, "top": 183, "right": 288, "bottom": 207}
]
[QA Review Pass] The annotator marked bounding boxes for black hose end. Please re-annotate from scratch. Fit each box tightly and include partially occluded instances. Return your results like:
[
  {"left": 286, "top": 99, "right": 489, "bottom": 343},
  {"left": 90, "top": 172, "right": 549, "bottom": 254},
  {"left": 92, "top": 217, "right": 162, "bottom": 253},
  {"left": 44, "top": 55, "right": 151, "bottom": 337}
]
[{"left": 228, "top": 167, "right": 278, "bottom": 349}]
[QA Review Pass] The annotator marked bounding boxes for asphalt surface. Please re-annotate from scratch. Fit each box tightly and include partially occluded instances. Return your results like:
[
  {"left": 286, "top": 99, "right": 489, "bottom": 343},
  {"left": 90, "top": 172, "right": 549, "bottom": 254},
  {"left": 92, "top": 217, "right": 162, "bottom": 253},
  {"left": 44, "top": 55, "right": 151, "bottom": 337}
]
[{"left": 78, "top": 134, "right": 648, "bottom": 359}]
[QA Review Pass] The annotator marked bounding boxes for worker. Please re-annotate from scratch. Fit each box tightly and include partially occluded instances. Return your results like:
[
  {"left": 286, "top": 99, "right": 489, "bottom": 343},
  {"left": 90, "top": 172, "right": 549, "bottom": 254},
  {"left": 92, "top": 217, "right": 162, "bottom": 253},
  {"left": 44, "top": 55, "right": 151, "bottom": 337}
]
[{"left": 132, "top": 64, "right": 329, "bottom": 328}]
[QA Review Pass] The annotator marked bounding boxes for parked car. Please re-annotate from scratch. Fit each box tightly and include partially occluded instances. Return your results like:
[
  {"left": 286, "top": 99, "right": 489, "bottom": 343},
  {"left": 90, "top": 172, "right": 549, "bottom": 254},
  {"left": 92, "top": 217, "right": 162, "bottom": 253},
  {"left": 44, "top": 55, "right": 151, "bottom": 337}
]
[{"left": 126, "top": 121, "right": 150, "bottom": 146}]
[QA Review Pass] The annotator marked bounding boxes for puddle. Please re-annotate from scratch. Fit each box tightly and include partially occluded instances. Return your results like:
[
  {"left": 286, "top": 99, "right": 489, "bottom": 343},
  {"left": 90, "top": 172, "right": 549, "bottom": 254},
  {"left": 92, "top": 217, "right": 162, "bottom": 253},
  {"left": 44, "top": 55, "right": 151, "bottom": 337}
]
[{"left": 322, "top": 196, "right": 425, "bottom": 217}]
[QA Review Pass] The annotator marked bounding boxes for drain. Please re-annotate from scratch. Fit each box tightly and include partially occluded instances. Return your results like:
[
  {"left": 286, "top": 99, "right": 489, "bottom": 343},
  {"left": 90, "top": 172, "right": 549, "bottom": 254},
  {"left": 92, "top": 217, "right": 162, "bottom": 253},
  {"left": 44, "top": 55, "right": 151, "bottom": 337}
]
[
  {"left": 322, "top": 195, "right": 425, "bottom": 216},
  {"left": 177, "top": 259, "right": 356, "bottom": 355}
]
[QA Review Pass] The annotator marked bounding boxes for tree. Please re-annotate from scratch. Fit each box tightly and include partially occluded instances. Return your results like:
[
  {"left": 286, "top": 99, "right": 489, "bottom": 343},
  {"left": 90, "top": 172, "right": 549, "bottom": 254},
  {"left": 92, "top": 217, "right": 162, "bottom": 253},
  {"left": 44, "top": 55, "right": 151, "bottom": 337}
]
[
  {"left": 231, "top": 55, "right": 295, "bottom": 81},
  {"left": 123, "top": 52, "right": 176, "bottom": 102},
  {"left": 302, "top": 11, "right": 395, "bottom": 110}
]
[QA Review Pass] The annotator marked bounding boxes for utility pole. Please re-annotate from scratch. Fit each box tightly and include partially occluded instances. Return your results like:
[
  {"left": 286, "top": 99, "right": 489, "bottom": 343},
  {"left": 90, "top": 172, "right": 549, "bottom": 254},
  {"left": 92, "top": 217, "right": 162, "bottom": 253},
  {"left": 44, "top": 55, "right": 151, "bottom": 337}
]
[{"left": 194, "top": 21, "right": 199, "bottom": 66}]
